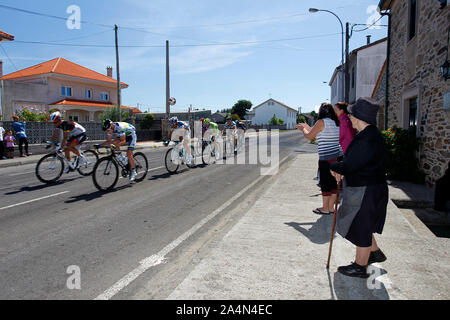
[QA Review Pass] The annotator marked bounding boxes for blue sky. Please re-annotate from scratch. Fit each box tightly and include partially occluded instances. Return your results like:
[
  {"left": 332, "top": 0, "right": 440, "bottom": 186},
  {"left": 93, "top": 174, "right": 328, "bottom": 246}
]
[{"left": 0, "top": 0, "right": 388, "bottom": 113}]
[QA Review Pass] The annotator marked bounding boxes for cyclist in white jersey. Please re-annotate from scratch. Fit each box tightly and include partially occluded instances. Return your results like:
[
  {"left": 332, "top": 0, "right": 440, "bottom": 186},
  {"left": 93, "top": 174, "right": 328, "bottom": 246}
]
[
  {"left": 49, "top": 111, "right": 87, "bottom": 170},
  {"left": 222, "top": 116, "right": 237, "bottom": 152},
  {"left": 99, "top": 119, "right": 138, "bottom": 182},
  {"left": 168, "top": 116, "right": 192, "bottom": 164}
]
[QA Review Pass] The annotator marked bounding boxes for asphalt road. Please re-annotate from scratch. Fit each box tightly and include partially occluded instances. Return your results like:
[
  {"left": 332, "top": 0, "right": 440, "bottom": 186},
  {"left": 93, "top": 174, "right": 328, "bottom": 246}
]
[{"left": 0, "top": 131, "right": 309, "bottom": 299}]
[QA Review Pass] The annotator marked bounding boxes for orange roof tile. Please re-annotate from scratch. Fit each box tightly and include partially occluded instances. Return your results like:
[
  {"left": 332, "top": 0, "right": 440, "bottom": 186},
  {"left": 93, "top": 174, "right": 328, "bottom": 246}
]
[
  {"left": 0, "top": 30, "right": 14, "bottom": 41},
  {"left": 50, "top": 99, "right": 140, "bottom": 113},
  {"left": 1, "top": 57, "right": 128, "bottom": 87}
]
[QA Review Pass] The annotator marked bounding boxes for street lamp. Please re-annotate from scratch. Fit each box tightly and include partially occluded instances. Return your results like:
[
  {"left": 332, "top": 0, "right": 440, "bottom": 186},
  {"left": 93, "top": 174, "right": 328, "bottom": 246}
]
[{"left": 309, "top": 8, "right": 345, "bottom": 102}]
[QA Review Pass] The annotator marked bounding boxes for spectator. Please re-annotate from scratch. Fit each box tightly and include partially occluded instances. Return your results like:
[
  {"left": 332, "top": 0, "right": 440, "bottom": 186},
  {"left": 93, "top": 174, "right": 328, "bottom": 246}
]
[
  {"left": 297, "top": 103, "right": 342, "bottom": 215},
  {"left": 12, "top": 115, "right": 32, "bottom": 157},
  {"left": 330, "top": 97, "right": 388, "bottom": 278},
  {"left": 333, "top": 102, "right": 357, "bottom": 153},
  {"left": 0, "top": 118, "right": 6, "bottom": 159},
  {"left": 4, "top": 130, "right": 15, "bottom": 159}
]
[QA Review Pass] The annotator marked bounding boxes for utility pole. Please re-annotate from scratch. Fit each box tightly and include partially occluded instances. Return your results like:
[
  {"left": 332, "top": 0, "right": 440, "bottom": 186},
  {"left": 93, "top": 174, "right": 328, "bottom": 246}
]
[
  {"left": 115, "top": 25, "right": 122, "bottom": 121},
  {"left": 345, "top": 22, "right": 350, "bottom": 103},
  {"left": 166, "top": 40, "right": 170, "bottom": 119}
]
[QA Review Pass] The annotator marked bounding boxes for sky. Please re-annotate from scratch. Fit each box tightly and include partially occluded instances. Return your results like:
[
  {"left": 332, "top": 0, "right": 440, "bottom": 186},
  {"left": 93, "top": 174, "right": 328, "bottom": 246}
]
[{"left": 0, "top": 0, "right": 388, "bottom": 114}]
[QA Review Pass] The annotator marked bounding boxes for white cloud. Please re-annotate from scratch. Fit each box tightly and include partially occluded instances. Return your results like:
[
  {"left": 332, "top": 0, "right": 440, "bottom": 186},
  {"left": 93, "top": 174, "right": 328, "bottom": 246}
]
[{"left": 171, "top": 45, "right": 253, "bottom": 74}]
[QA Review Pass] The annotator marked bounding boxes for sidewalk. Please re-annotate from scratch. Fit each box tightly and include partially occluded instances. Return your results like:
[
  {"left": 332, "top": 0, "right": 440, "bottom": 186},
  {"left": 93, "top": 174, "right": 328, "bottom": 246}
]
[{"left": 164, "top": 152, "right": 450, "bottom": 300}]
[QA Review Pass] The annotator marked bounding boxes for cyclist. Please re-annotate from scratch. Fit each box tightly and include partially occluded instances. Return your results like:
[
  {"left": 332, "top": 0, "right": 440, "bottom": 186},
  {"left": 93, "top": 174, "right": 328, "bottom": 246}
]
[
  {"left": 222, "top": 116, "right": 237, "bottom": 152},
  {"left": 202, "top": 118, "right": 220, "bottom": 160},
  {"left": 49, "top": 111, "right": 87, "bottom": 172},
  {"left": 98, "top": 119, "right": 137, "bottom": 182},
  {"left": 168, "top": 116, "right": 192, "bottom": 164}
]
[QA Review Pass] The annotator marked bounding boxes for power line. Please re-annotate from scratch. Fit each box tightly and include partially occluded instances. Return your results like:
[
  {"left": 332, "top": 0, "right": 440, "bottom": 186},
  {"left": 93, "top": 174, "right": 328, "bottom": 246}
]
[
  {"left": 352, "top": 16, "right": 386, "bottom": 32},
  {"left": 13, "top": 32, "right": 342, "bottom": 48}
]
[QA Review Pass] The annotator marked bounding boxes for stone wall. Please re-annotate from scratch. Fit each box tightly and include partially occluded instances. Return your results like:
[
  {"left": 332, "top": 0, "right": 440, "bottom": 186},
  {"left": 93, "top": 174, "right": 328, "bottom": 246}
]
[{"left": 387, "top": 0, "right": 450, "bottom": 185}]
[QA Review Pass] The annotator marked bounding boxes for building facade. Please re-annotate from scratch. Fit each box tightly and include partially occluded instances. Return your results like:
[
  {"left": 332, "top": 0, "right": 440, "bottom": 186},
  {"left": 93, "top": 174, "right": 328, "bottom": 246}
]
[
  {"left": 378, "top": 0, "right": 450, "bottom": 185},
  {"left": 330, "top": 38, "right": 387, "bottom": 106},
  {"left": 0, "top": 57, "right": 139, "bottom": 121},
  {"left": 250, "top": 98, "right": 298, "bottom": 129}
]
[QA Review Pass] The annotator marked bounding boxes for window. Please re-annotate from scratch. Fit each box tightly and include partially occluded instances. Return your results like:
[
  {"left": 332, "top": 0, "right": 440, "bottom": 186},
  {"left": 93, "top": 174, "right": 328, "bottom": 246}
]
[
  {"left": 100, "top": 92, "right": 109, "bottom": 101},
  {"left": 408, "top": 0, "right": 417, "bottom": 41},
  {"left": 61, "top": 86, "right": 72, "bottom": 97},
  {"left": 85, "top": 88, "right": 93, "bottom": 99},
  {"left": 408, "top": 97, "right": 418, "bottom": 127},
  {"left": 69, "top": 115, "right": 79, "bottom": 122}
]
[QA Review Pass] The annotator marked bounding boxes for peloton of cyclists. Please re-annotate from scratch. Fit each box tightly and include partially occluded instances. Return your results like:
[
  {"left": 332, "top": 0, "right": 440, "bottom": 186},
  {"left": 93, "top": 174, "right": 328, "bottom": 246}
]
[
  {"left": 49, "top": 111, "right": 87, "bottom": 172},
  {"left": 98, "top": 119, "right": 138, "bottom": 182}
]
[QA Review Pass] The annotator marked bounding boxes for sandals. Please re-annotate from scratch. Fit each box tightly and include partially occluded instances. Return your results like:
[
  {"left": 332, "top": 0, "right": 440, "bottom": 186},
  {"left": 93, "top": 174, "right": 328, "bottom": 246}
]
[{"left": 313, "top": 208, "right": 332, "bottom": 215}]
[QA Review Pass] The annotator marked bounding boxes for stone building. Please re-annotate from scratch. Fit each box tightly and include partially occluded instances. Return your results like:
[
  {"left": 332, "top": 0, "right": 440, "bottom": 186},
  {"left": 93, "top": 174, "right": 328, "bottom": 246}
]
[{"left": 378, "top": 0, "right": 450, "bottom": 185}]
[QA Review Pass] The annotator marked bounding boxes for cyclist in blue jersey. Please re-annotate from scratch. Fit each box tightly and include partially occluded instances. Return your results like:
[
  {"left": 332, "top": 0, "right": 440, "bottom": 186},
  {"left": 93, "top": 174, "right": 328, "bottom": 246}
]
[{"left": 99, "top": 119, "right": 138, "bottom": 182}]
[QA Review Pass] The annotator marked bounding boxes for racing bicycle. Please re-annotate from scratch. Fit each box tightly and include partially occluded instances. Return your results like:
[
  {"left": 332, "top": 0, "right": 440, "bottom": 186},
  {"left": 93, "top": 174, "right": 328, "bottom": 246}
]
[
  {"left": 164, "top": 140, "right": 196, "bottom": 174},
  {"left": 92, "top": 145, "right": 148, "bottom": 191},
  {"left": 35, "top": 141, "right": 99, "bottom": 184}
]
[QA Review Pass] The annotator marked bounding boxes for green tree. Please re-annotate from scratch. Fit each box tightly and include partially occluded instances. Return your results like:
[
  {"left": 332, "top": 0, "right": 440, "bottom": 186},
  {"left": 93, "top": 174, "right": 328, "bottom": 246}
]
[
  {"left": 278, "top": 118, "right": 284, "bottom": 125},
  {"left": 231, "top": 100, "right": 252, "bottom": 119},
  {"left": 100, "top": 108, "right": 130, "bottom": 122},
  {"left": 140, "top": 113, "right": 155, "bottom": 129},
  {"left": 269, "top": 114, "right": 278, "bottom": 125},
  {"left": 297, "top": 114, "right": 306, "bottom": 124},
  {"left": 231, "top": 113, "right": 241, "bottom": 121}
]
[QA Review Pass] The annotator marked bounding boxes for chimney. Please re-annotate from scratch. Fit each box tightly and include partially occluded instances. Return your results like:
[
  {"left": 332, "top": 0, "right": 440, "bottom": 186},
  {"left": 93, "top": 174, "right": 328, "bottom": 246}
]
[
  {"left": 0, "top": 60, "right": 3, "bottom": 78},
  {"left": 106, "top": 66, "right": 113, "bottom": 77},
  {"left": 366, "top": 35, "right": 371, "bottom": 45}
]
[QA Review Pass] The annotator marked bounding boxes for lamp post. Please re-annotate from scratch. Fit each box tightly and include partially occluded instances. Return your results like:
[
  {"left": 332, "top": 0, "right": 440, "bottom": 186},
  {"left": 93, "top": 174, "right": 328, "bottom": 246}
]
[{"left": 309, "top": 8, "right": 345, "bottom": 103}]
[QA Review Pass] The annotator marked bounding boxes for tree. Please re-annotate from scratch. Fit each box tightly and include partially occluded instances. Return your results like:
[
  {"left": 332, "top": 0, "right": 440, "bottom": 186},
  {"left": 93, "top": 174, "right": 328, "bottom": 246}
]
[
  {"left": 231, "top": 113, "right": 241, "bottom": 121},
  {"left": 100, "top": 108, "right": 130, "bottom": 122},
  {"left": 140, "top": 113, "right": 155, "bottom": 129},
  {"left": 278, "top": 118, "right": 284, "bottom": 125},
  {"left": 231, "top": 100, "right": 252, "bottom": 119},
  {"left": 297, "top": 114, "right": 306, "bottom": 124},
  {"left": 270, "top": 114, "right": 278, "bottom": 125}
]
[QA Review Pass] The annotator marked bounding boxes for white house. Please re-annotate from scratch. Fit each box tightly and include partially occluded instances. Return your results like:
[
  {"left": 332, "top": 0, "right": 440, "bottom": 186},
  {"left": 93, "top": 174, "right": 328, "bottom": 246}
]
[
  {"left": 249, "top": 98, "right": 298, "bottom": 129},
  {"left": 329, "top": 37, "right": 387, "bottom": 105}
]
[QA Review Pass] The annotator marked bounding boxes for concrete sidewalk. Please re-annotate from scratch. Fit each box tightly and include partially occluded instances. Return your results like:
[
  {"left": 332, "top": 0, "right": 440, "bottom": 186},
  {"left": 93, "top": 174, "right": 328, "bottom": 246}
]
[{"left": 165, "top": 152, "right": 450, "bottom": 300}]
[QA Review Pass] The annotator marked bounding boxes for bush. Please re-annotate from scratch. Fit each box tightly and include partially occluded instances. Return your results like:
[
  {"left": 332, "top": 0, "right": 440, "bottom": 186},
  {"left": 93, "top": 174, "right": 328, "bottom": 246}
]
[
  {"left": 140, "top": 113, "right": 155, "bottom": 129},
  {"left": 278, "top": 118, "right": 284, "bottom": 125},
  {"left": 100, "top": 107, "right": 130, "bottom": 122},
  {"left": 270, "top": 114, "right": 278, "bottom": 125},
  {"left": 382, "top": 126, "right": 425, "bottom": 184},
  {"left": 14, "top": 107, "right": 50, "bottom": 122},
  {"left": 231, "top": 113, "right": 241, "bottom": 121}
]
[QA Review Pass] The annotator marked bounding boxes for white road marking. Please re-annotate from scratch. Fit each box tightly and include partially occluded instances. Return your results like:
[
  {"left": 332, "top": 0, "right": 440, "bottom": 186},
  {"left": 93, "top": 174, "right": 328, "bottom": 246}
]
[
  {"left": 9, "top": 171, "right": 35, "bottom": 176},
  {"left": 0, "top": 191, "right": 69, "bottom": 211},
  {"left": 94, "top": 155, "right": 290, "bottom": 300}
]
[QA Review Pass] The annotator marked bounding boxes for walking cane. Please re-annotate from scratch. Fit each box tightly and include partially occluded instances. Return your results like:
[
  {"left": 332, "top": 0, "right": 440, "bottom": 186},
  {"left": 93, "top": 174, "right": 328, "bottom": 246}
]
[{"left": 326, "top": 180, "right": 342, "bottom": 269}]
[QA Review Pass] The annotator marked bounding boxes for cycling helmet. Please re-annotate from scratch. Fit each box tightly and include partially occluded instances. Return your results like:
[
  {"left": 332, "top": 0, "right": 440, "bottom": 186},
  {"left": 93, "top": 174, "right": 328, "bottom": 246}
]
[
  {"left": 50, "top": 111, "right": 61, "bottom": 122},
  {"left": 200, "top": 118, "right": 205, "bottom": 123},
  {"left": 204, "top": 118, "right": 211, "bottom": 125},
  {"left": 169, "top": 116, "right": 178, "bottom": 124},
  {"left": 102, "top": 119, "right": 112, "bottom": 131}
]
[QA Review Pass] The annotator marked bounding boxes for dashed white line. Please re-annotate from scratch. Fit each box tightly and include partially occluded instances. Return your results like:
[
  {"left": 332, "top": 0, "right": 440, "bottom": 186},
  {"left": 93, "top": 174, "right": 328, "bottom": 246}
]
[{"left": 0, "top": 191, "right": 69, "bottom": 211}]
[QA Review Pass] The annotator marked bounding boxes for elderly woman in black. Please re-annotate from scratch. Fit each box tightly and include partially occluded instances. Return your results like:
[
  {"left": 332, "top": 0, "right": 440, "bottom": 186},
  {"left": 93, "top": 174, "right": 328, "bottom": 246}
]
[{"left": 330, "top": 97, "right": 388, "bottom": 278}]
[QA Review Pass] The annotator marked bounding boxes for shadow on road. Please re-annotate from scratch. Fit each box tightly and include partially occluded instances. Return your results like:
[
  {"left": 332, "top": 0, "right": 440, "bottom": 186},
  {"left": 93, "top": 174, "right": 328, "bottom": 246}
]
[
  {"left": 149, "top": 169, "right": 189, "bottom": 181},
  {"left": 64, "top": 184, "right": 133, "bottom": 203},
  {"left": 285, "top": 215, "right": 334, "bottom": 245},
  {"left": 4, "top": 178, "right": 79, "bottom": 195}
]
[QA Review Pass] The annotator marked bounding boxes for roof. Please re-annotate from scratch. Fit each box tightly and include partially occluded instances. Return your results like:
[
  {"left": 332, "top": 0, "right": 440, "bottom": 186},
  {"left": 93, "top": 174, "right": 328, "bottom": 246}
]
[
  {"left": 0, "top": 30, "right": 14, "bottom": 42},
  {"left": 252, "top": 98, "right": 298, "bottom": 113},
  {"left": 1, "top": 57, "right": 128, "bottom": 87},
  {"left": 371, "top": 60, "right": 387, "bottom": 98},
  {"left": 49, "top": 99, "right": 141, "bottom": 113},
  {"left": 378, "top": 0, "right": 393, "bottom": 11}
]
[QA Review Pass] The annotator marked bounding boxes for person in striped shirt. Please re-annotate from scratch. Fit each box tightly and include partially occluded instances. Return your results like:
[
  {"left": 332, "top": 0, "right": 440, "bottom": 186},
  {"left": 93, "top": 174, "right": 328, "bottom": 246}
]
[{"left": 297, "top": 103, "right": 343, "bottom": 215}]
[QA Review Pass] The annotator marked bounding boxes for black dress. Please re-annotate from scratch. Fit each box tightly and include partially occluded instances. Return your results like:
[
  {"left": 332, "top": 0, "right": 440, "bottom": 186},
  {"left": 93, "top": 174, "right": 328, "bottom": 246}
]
[{"left": 330, "top": 125, "right": 389, "bottom": 247}]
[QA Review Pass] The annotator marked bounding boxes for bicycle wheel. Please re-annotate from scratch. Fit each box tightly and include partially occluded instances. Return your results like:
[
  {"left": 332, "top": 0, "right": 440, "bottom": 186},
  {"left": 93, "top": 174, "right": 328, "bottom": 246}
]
[
  {"left": 186, "top": 145, "right": 196, "bottom": 168},
  {"left": 202, "top": 143, "right": 214, "bottom": 165},
  {"left": 92, "top": 157, "right": 119, "bottom": 191},
  {"left": 165, "top": 148, "right": 179, "bottom": 174},
  {"left": 36, "top": 153, "right": 64, "bottom": 184},
  {"left": 133, "top": 152, "right": 148, "bottom": 182},
  {"left": 77, "top": 150, "right": 99, "bottom": 176}
]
